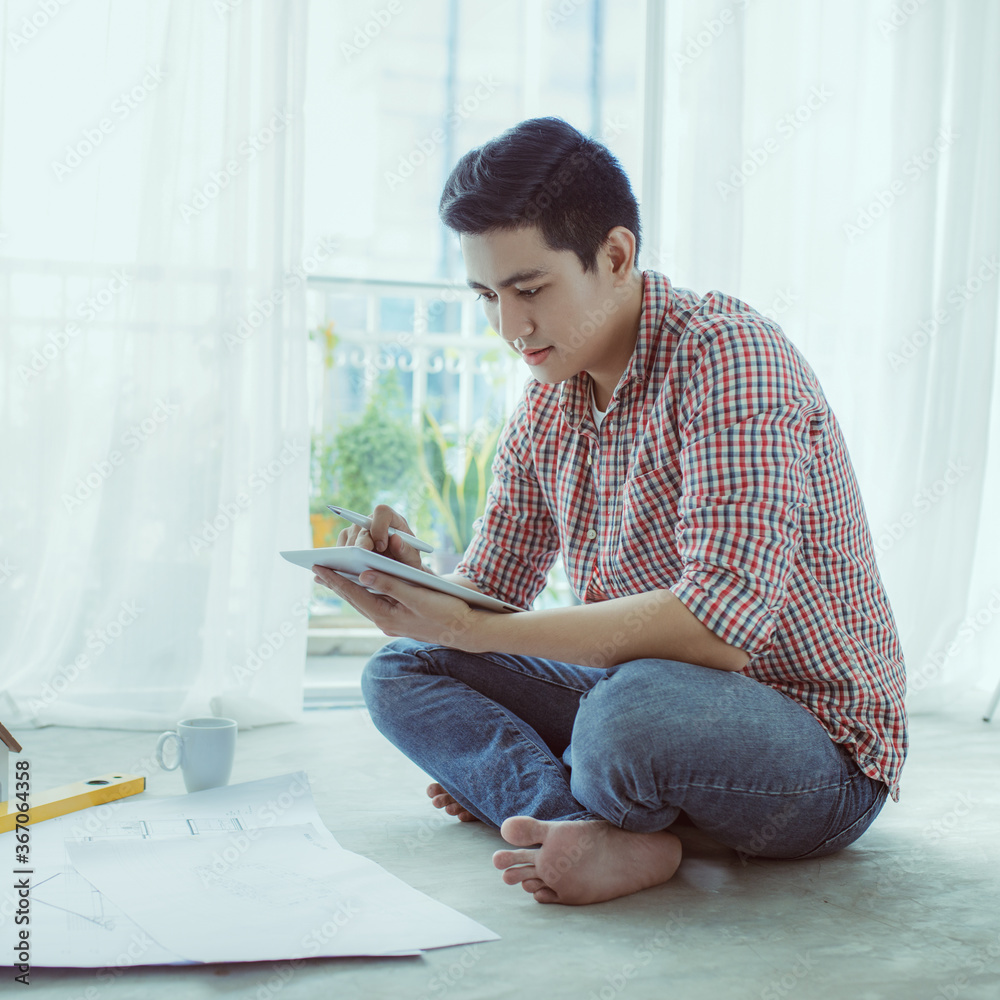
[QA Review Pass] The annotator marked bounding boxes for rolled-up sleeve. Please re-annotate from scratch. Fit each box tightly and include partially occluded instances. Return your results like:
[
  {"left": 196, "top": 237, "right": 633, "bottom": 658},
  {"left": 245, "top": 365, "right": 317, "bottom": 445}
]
[
  {"left": 669, "top": 320, "right": 818, "bottom": 655},
  {"left": 456, "top": 392, "right": 561, "bottom": 608}
]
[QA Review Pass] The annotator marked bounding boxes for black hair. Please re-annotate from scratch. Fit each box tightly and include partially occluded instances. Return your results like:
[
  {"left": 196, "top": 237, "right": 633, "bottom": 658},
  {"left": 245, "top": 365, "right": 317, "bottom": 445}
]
[{"left": 438, "top": 117, "right": 641, "bottom": 273}]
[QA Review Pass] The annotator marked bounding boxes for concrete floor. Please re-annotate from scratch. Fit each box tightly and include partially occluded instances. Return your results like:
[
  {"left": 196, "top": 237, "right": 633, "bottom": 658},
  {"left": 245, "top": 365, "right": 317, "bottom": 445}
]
[{"left": 6, "top": 689, "right": 1000, "bottom": 1000}]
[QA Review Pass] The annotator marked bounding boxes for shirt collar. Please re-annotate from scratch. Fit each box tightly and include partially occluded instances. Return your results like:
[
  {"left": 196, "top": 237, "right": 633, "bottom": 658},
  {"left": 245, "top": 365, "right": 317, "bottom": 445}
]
[{"left": 558, "top": 270, "right": 671, "bottom": 430}]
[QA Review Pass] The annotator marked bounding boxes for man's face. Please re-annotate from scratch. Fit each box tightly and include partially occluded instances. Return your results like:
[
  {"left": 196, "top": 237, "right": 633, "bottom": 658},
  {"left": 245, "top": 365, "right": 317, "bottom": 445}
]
[{"left": 460, "top": 226, "right": 620, "bottom": 384}]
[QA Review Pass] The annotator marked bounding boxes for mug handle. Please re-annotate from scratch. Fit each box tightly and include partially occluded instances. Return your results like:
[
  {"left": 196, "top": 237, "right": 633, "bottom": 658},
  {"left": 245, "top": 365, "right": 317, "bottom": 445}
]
[{"left": 155, "top": 731, "right": 183, "bottom": 771}]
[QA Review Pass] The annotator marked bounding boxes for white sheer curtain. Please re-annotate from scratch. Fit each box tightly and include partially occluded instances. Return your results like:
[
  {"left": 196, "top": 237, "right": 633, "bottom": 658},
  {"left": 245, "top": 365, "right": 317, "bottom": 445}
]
[
  {"left": 0, "top": 0, "right": 312, "bottom": 729},
  {"left": 646, "top": 0, "right": 1000, "bottom": 713}
]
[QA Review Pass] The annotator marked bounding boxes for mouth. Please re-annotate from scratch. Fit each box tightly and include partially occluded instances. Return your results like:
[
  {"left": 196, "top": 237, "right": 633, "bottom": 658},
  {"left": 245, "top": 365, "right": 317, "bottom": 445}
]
[{"left": 521, "top": 346, "right": 553, "bottom": 366}]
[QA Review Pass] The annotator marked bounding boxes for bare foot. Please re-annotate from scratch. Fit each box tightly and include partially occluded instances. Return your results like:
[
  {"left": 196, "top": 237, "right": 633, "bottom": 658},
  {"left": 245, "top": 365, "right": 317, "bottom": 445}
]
[
  {"left": 426, "top": 782, "right": 479, "bottom": 823},
  {"left": 492, "top": 816, "right": 682, "bottom": 905}
]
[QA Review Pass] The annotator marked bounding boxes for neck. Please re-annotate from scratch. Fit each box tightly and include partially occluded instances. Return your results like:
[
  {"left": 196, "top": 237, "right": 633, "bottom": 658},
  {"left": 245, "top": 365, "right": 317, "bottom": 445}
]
[{"left": 587, "top": 271, "right": 645, "bottom": 410}]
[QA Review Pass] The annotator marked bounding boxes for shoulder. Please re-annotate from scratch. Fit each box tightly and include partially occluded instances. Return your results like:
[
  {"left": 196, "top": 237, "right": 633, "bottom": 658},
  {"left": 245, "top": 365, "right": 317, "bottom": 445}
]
[{"left": 676, "top": 288, "right": 814, "bottom": 381}]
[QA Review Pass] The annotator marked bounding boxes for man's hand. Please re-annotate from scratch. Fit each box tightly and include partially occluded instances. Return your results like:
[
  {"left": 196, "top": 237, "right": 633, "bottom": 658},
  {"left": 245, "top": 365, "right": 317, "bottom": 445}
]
[
  {"left": 334, "top": 503, "right": 425, "bottom": 571},
  {"left": 312, "top": 565, "right": 491, "bottom": 651}
]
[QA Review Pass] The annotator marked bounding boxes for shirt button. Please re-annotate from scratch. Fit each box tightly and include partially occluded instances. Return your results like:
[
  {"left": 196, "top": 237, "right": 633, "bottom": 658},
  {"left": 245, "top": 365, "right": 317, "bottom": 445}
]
[
  {"left": 586, "top": 529, "right": 597, "bottom": 540},
  {"left": 586, "top": 454, "right": 592, "bottom": 466}
]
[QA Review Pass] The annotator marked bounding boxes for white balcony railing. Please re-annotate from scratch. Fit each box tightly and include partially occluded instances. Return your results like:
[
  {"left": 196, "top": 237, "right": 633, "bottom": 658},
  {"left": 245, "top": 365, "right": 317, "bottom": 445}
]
[{"left": 305, "top": 274, "right": 525, "bottom": 443}]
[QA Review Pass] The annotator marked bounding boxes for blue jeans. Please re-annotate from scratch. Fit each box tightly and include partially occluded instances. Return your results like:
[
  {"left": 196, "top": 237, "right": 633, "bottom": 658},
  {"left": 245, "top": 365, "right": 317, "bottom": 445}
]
[{"left": 361, "top": 638, "right": 889, "bottom": 860}]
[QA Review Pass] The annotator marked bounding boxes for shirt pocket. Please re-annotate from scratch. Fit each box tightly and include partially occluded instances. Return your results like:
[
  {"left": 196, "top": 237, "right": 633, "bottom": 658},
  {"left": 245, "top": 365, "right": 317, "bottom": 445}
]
[{"left": 613, "top": 467, "right": 684, "bottom": 590}]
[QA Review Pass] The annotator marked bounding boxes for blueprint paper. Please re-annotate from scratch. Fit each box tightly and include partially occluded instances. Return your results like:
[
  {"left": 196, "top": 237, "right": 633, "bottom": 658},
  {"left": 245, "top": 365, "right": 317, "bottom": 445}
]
[
  {"left": 67, "top": 823, "right": 499, "bottom": 962},
  {"left": 0, "top": 772, "right": 341, "bottom": 966}
]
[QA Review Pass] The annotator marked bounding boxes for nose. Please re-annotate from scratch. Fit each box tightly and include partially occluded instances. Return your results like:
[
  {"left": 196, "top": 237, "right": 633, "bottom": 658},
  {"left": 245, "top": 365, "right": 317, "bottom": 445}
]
[{"left": 495, "top": 297, "right": 533, "bottom": 345}]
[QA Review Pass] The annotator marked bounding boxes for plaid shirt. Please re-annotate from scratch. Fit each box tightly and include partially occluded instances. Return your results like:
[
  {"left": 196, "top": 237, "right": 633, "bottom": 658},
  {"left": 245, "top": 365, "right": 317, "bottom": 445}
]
[{"left": 457, "top": 270, "right": 907, "bottom": 801}]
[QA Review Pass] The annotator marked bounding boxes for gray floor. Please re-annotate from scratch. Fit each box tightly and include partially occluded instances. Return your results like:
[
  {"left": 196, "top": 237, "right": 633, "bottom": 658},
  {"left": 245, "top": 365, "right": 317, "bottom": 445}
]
[{"left": 8, "top": 687, "right": 1000, "bottom": 1000}]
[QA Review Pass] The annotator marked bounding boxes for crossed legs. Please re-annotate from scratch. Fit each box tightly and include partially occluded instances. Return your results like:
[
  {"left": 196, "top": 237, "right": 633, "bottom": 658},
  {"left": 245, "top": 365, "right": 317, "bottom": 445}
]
[{"left": 362, "top": 638, "right": 887, "bottom": 904}]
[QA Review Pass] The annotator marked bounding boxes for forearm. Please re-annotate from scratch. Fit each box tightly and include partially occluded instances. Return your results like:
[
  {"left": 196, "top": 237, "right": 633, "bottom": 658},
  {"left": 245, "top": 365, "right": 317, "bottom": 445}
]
[
  {"left": 472, "top": 588, "right": 749, "bottom": 672},
  {"left": 439, "top": 571, "right": 485, "bottom": 595}
]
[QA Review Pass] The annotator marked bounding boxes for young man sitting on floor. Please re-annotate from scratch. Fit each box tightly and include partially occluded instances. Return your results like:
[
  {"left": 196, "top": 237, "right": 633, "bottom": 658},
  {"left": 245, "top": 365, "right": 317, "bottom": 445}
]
[{"left": 313, "top": 116, "right": 907, "bottom": 906}]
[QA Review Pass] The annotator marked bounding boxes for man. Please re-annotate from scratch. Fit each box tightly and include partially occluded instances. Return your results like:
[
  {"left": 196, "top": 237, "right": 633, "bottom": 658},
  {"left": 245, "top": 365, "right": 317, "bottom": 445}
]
[{"left": 313, "top": 116, "right": 907, "bottom": 906}]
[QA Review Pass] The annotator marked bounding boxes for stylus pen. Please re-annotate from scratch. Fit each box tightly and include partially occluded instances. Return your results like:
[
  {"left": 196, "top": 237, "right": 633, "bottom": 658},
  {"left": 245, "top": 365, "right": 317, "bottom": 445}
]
[{"left": 326, "top": 505, "right": 436, "bottom": 554}]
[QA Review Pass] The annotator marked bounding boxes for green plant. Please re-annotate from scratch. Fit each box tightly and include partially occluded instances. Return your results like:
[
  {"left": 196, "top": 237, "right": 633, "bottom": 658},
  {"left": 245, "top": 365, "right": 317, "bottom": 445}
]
[
  {"left": 417, "top": 411, "right": 502, "bottom": 553},
  {"left": 309, "top": 432, "right": 338, "bottom": 514},
  {"left": 324, "top": 371, "right": 421, "bottom": 520}
]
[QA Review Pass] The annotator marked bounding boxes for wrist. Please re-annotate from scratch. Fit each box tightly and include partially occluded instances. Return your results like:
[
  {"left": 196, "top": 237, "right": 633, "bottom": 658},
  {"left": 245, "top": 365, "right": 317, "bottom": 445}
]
[{"left": 460, "top": 606, "right": 506, "bottom": 655}]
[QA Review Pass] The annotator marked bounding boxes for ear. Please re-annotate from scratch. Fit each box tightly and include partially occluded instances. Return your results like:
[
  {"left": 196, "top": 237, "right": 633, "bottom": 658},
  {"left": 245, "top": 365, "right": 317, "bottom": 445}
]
[{"left": 601, "top": 226, "right": 638, "bottom": 283}]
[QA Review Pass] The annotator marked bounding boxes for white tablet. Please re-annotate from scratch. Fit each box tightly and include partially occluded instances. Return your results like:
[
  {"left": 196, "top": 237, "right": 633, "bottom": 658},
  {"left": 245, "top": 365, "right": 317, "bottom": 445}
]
[{"left": 279, "top": 547, "right": 524, "bottom": 614}]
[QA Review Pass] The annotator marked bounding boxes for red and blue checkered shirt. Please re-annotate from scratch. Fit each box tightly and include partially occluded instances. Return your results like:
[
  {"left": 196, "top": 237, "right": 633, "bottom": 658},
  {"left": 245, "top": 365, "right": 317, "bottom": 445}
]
[{"left": 457, "top": 270, "right": 907, "bottom": 800}]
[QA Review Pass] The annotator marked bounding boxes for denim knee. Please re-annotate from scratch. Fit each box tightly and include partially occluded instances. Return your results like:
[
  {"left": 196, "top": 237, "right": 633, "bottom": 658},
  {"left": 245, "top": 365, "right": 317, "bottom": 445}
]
[
  {"left": 360, "top": 637, "right": 430, "bottom": 728},
  {"left": 567, "top": 666, "right": 679, "bottom": 826}
]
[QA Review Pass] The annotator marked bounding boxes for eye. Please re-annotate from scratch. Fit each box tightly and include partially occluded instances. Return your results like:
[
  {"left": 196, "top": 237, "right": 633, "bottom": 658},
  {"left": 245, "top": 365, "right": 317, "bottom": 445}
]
[
  {"left": 475, "top": 291, "right": 497, "bottom": 303},
  {"left": 518, "top": 287, "right": 541, "bottom": 297}
]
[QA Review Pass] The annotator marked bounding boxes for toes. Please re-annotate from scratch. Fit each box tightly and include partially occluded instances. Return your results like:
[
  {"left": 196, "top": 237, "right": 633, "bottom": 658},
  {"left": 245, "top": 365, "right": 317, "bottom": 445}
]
[
  {"left": 492, "top": 848, "right": 537, "bottom": 870},
  {"left": 427, "top": 786, "right": 478, "bottom": 822},
  {"left": 499, "top": 864, "right": 538, "bottom": 886},
  {"left": 521, "top": 878, "right": 546, "bottom": 893},
  {"left": 533, "top": 887, "right": 560, "bottom": 904},
  {"left": 499, "top": 815, "right": 548, "bottom": 848}
]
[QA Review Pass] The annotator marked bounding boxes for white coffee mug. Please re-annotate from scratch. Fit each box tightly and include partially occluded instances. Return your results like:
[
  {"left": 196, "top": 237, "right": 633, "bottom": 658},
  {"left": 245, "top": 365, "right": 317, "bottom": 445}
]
[{"left": 155, "top": 717, "right": 237, "bottom": 792}]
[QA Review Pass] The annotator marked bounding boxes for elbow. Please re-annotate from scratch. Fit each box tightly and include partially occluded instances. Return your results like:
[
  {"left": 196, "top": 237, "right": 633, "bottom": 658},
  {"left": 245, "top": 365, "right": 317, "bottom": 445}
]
[{"left": 714, "top": 646, "right": 751, "bottom": 672}]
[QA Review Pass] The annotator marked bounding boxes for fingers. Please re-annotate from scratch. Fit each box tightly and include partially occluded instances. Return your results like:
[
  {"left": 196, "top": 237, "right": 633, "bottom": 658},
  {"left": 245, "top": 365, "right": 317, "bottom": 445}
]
[
  {"left": 336, "top": 523, "right": 375, "bottom": 551},
  {"left": 369, "top": 504, "right": 413, "bottom": 555},
  {"left": 334, "top": 505, "right": 416, "bottom": 562}
]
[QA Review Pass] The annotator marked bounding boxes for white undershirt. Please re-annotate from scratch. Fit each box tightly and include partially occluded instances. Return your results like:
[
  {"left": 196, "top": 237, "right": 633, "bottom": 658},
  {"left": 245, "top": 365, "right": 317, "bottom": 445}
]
[{"left": 591, "top": 386, "right": 609, "bottom": 428}]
